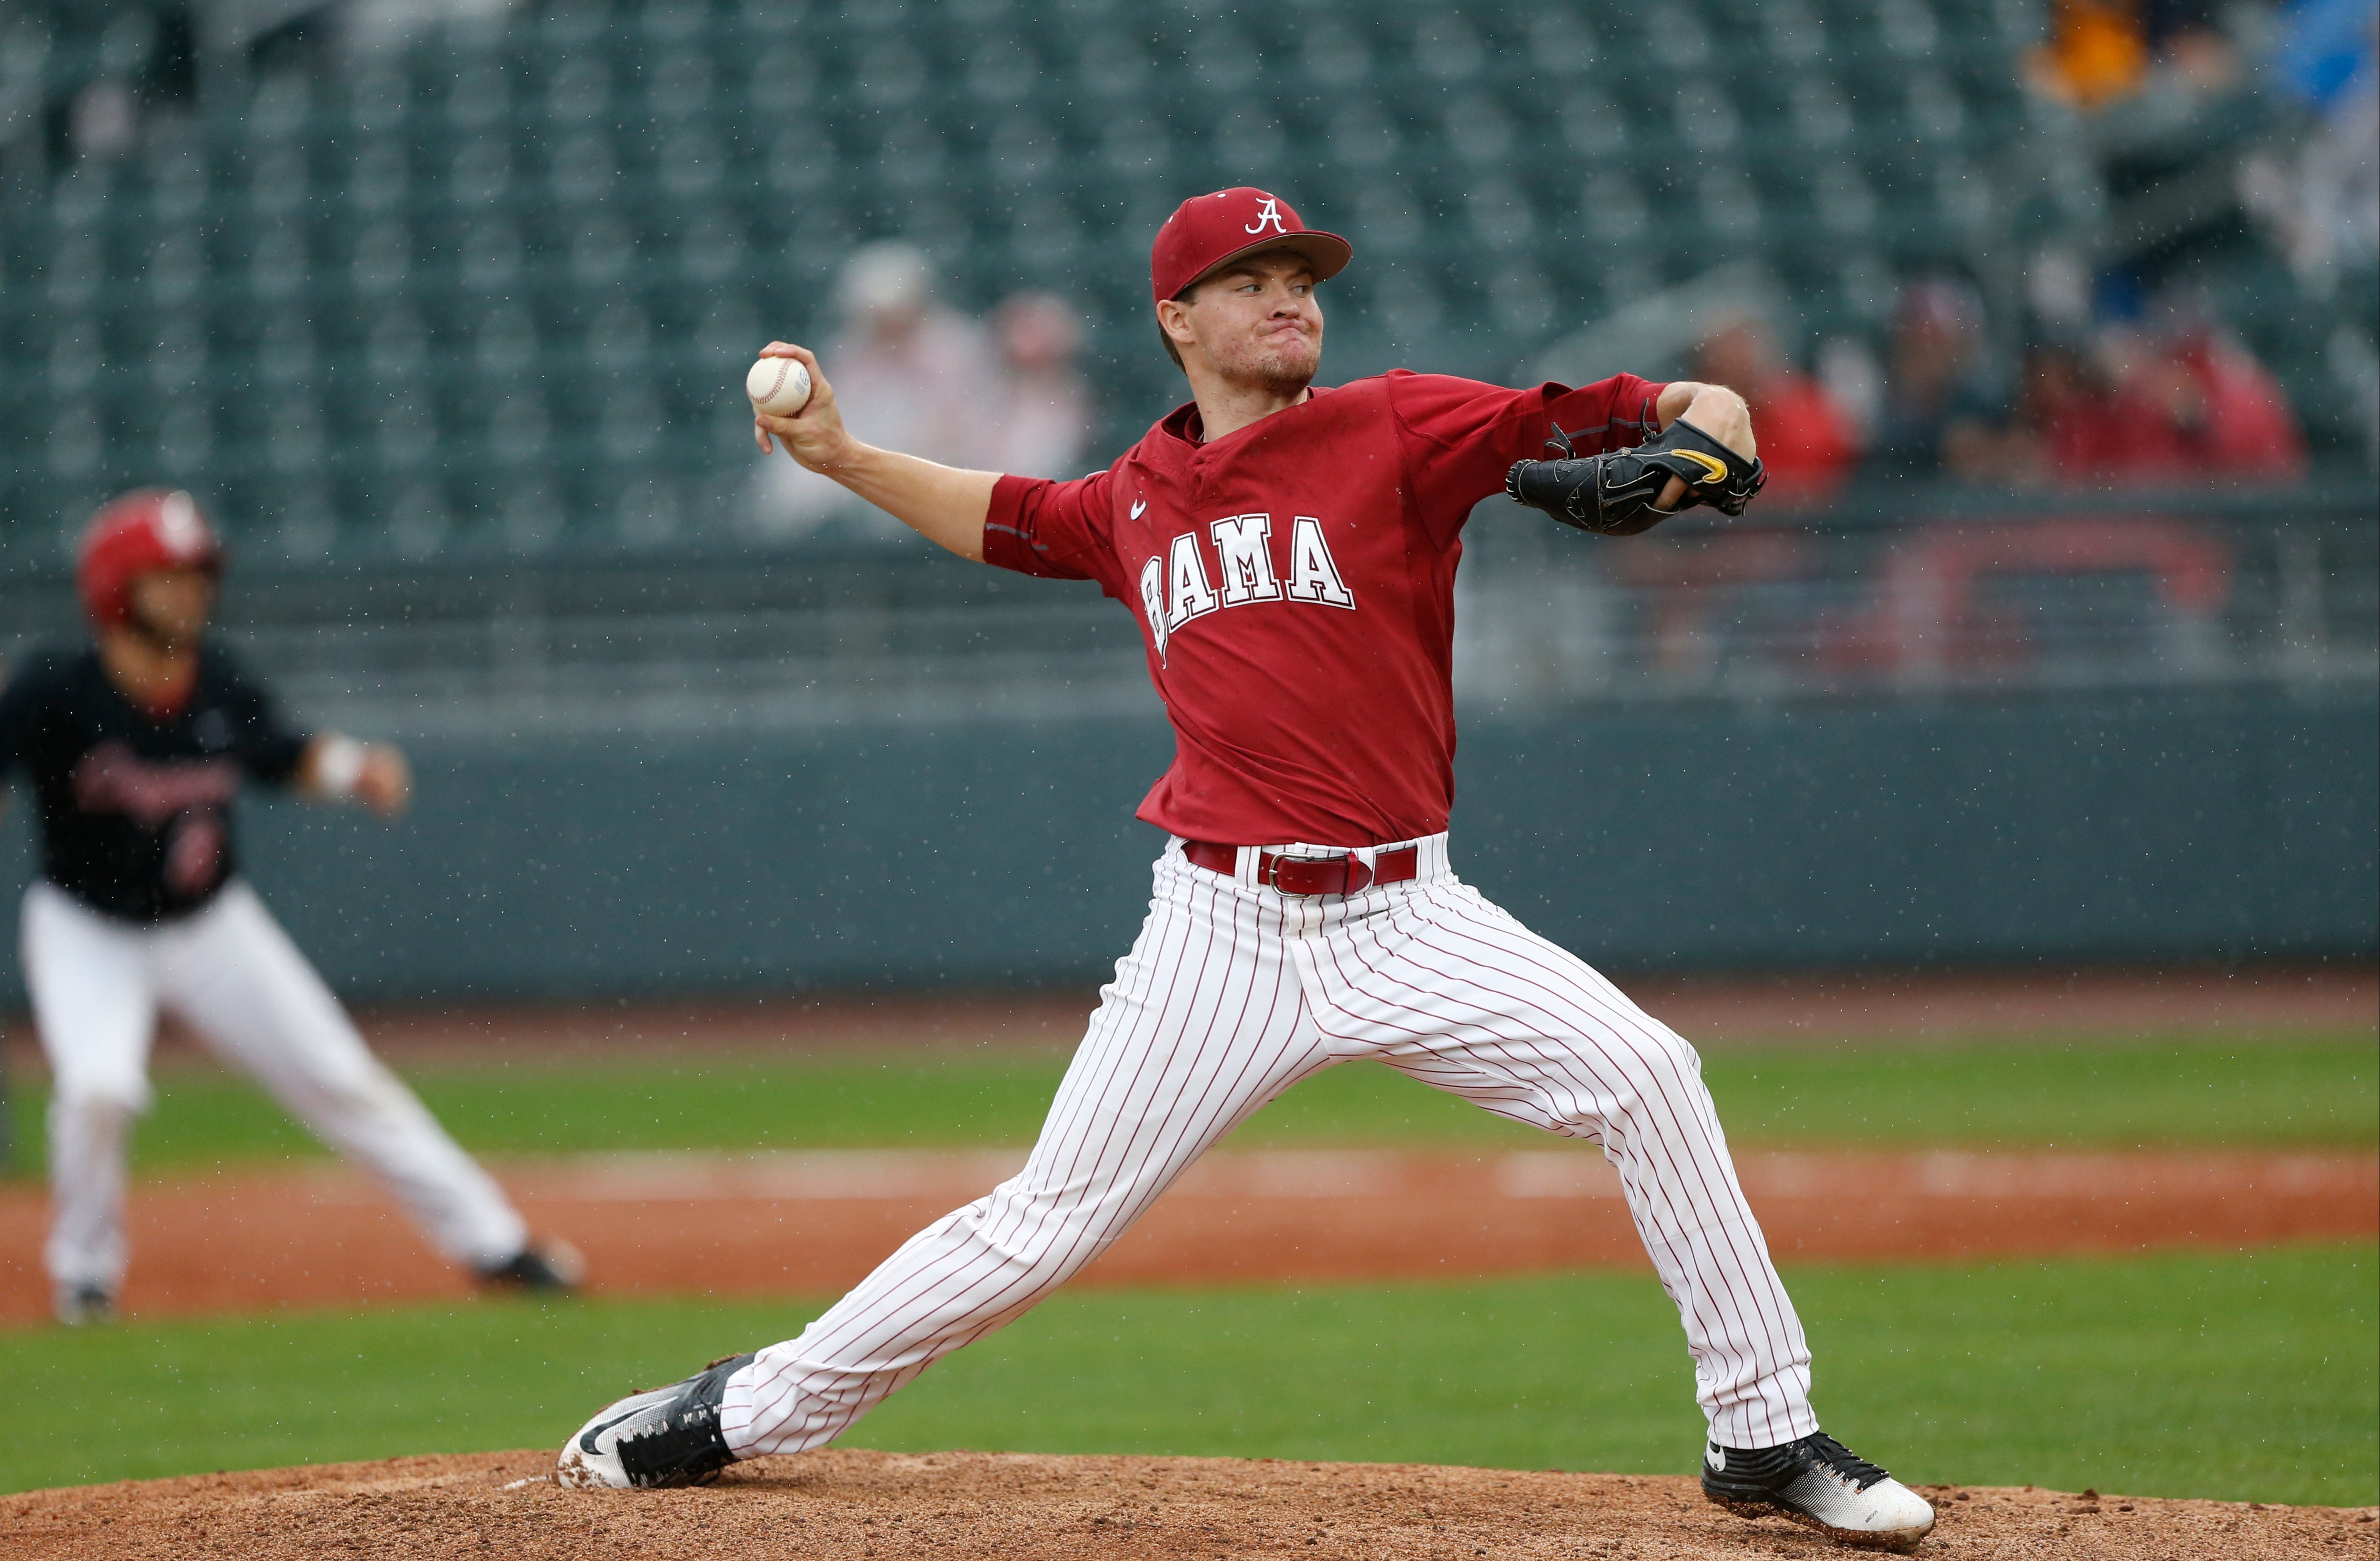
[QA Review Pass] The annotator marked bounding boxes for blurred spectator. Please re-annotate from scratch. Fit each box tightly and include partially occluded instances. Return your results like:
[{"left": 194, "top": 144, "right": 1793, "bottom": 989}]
[
  {"left": 748, "top": 242, "right": 997, "bottom": 538},
  {"left": 2277, "top": 0, "right": 2379, "bottom": 104},
  {"left": 2003, "top": 308, "right": 2308, "bottom": 483},
  {"left": 2125, "top": 294, "right": 2309, "bottom": 477},
  {"left": 1816, "top": 337, "right": 1887, "bottom": 449},
  {"left": 2141, "top": 0, "right": 2246, "bottom": 93},
  {"left": 2006, "top": 337, "right": 2167, "bottom": 478},
  {"left": 2242, "top": 0, "right": 2380, "bottom": 279},
  {"left": 1867, "top": 278, "right": 2006, "bottom": 480},
  {"left": 2030, "top": 0, "right": 2152, "bottom": 109},
  {"left": 1690, "top": 313, "right": 1859, "bottom": 504},
  {"left": 2029, "top": 0, "right": 2244, "bottom": 109},
  {"left": 986, "top": 293, "right": 1092, "bottom": 480},
  {"left": 2294, "top": 64, "right": 2379, "bottom": 273},
  {"left": 68, "top": 82, "right": 139, "bottom": 158}
]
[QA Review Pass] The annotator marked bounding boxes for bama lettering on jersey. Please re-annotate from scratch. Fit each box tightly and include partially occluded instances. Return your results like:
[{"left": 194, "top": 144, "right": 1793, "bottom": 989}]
[
  {"left": 982, "top": 369, "right": 1666, "bottom": 845},
  {"left": 1139, "top": 514, "right": 1353, "bottom": 664}
]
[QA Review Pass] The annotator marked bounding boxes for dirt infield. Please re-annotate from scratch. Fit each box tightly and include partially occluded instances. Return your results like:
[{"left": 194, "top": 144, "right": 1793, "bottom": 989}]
[
  {"left": 0, "top": 1147, "right": 2370, "bottom": 1325},
  {"left": 7, "top": 1448, "right": 2373, "bottom": 1560}
]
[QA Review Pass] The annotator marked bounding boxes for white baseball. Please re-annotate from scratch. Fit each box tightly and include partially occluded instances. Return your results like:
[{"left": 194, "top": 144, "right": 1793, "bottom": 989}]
[{"left": 746, "top": 356, "right": 813, "bottom": 416}]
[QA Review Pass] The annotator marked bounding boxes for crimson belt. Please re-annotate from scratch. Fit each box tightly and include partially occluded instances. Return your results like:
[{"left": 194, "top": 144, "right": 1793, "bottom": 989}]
[{"left": 1182, "top": 840, "right": 1419, "bottom": 896}]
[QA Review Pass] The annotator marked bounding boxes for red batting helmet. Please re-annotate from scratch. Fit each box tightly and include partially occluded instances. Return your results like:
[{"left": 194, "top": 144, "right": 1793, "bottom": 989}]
[{"left": 76, "top": 488, "right": 225, "bottom": 631}]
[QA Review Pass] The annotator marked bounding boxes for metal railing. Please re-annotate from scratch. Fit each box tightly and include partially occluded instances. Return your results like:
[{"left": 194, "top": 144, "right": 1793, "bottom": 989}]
[
  {"left": 3, "top": 482, "right": 2371, "bottom": 739},
  {"left": 1454, "top": 483, "right": 2377, "bottom": 708}
]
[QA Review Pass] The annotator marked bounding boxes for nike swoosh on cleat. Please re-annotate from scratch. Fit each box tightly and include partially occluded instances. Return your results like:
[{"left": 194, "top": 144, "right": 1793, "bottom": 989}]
[
  {"left": 1706, "top": 1446, "right": 1726, "bottom": 1471},
  {"left": 580, "top": 1405, "right": 650, "bottom": 1452}
]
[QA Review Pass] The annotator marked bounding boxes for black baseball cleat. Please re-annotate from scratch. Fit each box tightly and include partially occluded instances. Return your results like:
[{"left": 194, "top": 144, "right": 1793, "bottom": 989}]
[
  {"left": 1701, "top": 1432, "right": 1936, "bottom": 1551},
  {"left": 477, "top": 1238, "right": 586, "bottom": 1293},
  {"left": 54, "top": 1284, "right": 115, "bottom": 1326},
  {"left": 557, "top": 1351, "right": 756, "bottom": 1490}
]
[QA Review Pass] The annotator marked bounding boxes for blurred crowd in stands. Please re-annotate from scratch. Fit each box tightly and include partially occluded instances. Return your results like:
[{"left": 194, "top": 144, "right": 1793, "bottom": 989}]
[
  {"left": 771, "top": 250, "right": 2330, "bottom": 526},
  {"left": 2241, "top": 0, "right": 2380, "bottom": 284},
  {"left": 752, "top": 236, "right": 2316, "bottom": 531},
  {"left": 1748, "top": 0, "right": 2369, "bottom": 502},
  {"left": 729, "top": 0, "right": 2371, "bottom": 530},
  {"left": 14, "top": 0, "right": 2368, "bottom": 553},
  {"left": 748, "top": 242, "right": 1093, "bottom": 537},
  {"left": 2030, "top": 0, "right": 2376, "bottom": 286},
  {"left": 1628, "top": 260, "right": 2313, "bottom": 507},
  {"left": 1709, "top": 268, "right": 2311, "bottom": 506},
  {"left": 2028, "top": 0, "right": 2259, "bottom": 109}
]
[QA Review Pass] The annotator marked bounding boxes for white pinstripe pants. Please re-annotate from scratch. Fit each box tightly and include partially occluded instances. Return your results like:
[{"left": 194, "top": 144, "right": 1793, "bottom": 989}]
[
  {"left": 723, "top": 835, "right": 1818, "bottom": 1454},
  {"left": 22, "top": 880, "right": 530, "bottom": 1290}
]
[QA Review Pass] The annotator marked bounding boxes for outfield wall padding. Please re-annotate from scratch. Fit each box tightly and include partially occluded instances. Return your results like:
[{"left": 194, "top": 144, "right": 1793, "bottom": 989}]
[{"left": 1, "top": 689, "right": 2371, "bottom": 1004}]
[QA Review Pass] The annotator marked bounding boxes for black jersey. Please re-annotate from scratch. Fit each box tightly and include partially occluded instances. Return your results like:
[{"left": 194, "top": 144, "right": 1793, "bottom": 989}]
[{"left": 0, "top": 641, "right": 311, "bottom": 923}]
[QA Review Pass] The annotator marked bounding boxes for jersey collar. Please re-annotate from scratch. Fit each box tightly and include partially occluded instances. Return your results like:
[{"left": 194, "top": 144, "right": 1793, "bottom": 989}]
[{"left": 1158, "top": 383, "right": 1335, "bottom": 450}]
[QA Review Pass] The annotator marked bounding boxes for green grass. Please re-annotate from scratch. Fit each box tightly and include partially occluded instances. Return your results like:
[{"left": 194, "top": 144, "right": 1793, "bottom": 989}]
[
  {"left": 5, "top": 1031, "right": 2373, "bottom": 1176},
  {"left": 3, "top": 1245, "right": 2369, "bottom": 1505},
  {"left": 1701, "top": 1031, "right": 2377, "bottom": 1149}
]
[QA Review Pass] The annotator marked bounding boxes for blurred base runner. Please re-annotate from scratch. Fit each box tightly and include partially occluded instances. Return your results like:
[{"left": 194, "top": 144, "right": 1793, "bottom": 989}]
[
  {"left": 21, "top": 881, "right": 539, "bottom": 1303},
  {"left": 0, "top": 490, "right": 581, "bottom": 1323}
]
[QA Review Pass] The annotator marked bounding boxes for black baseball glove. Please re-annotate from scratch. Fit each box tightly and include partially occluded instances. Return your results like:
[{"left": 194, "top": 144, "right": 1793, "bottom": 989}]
[{"left": 1504, "top": 416, "right": 1766, "bottom": 536}]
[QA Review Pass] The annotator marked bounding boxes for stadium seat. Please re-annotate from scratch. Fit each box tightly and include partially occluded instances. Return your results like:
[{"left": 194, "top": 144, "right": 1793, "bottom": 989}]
[{"left": 0, "top": 0, "right": 2115, "bottom": 558}]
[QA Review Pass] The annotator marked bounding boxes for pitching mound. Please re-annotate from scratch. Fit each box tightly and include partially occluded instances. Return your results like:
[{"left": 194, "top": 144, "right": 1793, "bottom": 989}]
[{"left": 7, "top": 1449, "right": 2373, "bottom": 1560}]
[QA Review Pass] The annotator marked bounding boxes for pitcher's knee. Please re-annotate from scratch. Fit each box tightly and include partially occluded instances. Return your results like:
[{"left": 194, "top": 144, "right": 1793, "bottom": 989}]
[
  {"left": 1549, "top": 1020, "right": 1713, "bottom": 1142},
  {"left": 1645, "top": 1023, "right": 1706, "bottom": 1078}
]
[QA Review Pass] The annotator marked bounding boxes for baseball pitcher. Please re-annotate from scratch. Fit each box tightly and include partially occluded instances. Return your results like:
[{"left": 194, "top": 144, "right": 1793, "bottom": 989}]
[
  {"left": 560, "top": 190, "right": 1933, "bottom": 1551},
  {"left": 0, "top": 490, "right": 582, "bottom": 1323}
]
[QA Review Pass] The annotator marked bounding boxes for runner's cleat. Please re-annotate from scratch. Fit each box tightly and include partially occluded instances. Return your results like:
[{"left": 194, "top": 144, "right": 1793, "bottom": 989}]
[
  {"left": 1702, "top": 1432, "right": 1936, "bottom": 1552},
  {"left": 54, "top": 1284, "right": 115, "bottom": 1326},
  {"left": 478, "top": 1238, "right": 586, "bottom": 1292}
]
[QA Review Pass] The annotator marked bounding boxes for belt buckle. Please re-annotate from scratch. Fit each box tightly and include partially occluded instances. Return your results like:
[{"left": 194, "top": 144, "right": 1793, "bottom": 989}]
[{"left": 1266, "top": 851, "right": 1373, "bottom": 895}]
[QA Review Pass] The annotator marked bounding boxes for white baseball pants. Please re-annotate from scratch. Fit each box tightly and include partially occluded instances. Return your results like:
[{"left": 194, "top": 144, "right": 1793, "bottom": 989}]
[
  {"left": 724, "top": 835, "right": 1818, "bottom": 1455},
  {"left": 20, "top": 879, "right": 529, "bottom": 1292}
]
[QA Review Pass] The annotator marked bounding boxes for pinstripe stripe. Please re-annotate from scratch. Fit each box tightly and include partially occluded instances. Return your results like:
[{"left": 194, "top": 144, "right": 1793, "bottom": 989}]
[
  {"left": 722, "top": 837, "right": 1817, "bottom": 1457},
  {"left": 1303, "top": 880, "right": 1811, "bottom": 1446},
  {"left": 1378, "top": 891, "right": 1806, "bottom": 1441}
]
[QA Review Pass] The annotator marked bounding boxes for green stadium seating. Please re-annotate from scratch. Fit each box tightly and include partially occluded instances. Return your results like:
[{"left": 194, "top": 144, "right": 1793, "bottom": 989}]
[{"left": 0, "top": 0, "right": 2201, "bottom": 565}]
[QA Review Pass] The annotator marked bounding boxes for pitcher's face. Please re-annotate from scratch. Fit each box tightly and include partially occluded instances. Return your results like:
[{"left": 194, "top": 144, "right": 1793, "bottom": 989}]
[{"left": 1172, "top": 252, "right": 1323, "bottom": 391}]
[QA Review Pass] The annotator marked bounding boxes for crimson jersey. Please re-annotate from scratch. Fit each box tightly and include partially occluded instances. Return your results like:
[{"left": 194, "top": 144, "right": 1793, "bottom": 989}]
[{"left": 985, "top": 369, "right": 1665, "bottom": 846}]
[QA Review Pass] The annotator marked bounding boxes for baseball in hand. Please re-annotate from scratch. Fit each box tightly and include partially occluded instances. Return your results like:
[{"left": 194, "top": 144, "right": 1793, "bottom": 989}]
[{"left": 746, "top": 356, "right": 813, "bottom": 416}]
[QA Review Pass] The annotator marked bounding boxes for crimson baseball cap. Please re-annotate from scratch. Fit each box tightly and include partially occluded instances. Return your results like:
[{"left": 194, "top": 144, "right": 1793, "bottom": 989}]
[{"left": 1150, "top": 187, "right": 1352, "bottom": 305}]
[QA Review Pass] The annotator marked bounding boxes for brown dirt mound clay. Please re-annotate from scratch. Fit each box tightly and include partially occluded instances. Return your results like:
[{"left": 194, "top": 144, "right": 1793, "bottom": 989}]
[{"left": 6, "top": 1449, "right": 2374, "bottom": 1560}]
